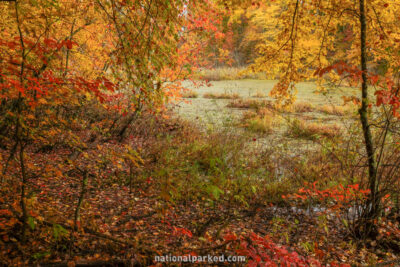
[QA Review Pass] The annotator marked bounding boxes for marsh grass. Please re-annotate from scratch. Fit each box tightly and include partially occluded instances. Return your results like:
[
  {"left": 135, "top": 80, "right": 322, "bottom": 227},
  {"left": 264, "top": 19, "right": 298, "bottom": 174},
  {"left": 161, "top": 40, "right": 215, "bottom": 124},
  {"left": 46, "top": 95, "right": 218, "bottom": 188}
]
[
  {"left": 292, "top": 102, "right": 314, "bottom": 113},
  {"left": 194, "top": 67, "right": 268, "bottom": 81},
  {"left": 203, "top": 92, "right": 241, "bottom": 99},
  {"left": 145, "top": 116, "right": 281, "bottom": 204},
  {"left": 252, "top": 91, "right": 267, "bottom": 98},
  {"left": 227, "top": 99, "right": 275, "bottom": 110},
  {"left": 238, "top": 109, "right": 281, "bottom": 134},
  {"left": 227, "top": 99, "right": 315, "bottom": 114},
  {"left": 317, "top": 104, "right": 355, "bottom": 116},
  {"left": 287, "top": 118, "right": 342, "bottom": 140},
  {"left": 182, "top": 90, "right": 199, "bottom": 98}
]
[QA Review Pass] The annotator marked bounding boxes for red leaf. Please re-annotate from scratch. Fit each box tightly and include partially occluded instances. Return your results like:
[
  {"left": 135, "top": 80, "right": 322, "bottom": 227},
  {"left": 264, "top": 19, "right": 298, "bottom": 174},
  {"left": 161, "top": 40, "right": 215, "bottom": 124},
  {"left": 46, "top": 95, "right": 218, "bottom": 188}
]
[
  {"left": 370, "top": 75, "right": 379, "bottom": 85},
  {"left": 223, "top": 233, "right": 237, "bottom": 241},
  {"left": 65, "top": 40, "right": 73, "bottom": 49}
]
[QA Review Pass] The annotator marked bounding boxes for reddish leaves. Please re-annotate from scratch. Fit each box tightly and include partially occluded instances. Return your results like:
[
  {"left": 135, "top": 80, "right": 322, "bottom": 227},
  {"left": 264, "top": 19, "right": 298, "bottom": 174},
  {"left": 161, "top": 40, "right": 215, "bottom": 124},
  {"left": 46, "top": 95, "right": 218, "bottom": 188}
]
[
  {"left": 314, "top": 61, "right": 363, "bottom": 83},
  {"left": 284, "top": 182, "right": 370, "bottom": 205},
  {"left": 235, "top": 232, "right": 323, "bottom": 267},
  {"left": 43, "top": 38, "right": 77, "bottom": 50},
  {"left": 172, "top": 226, "right": 193, "bottom": 238},
  {"left": 315, "top": 62, "right": 400, "bottom": 117}
]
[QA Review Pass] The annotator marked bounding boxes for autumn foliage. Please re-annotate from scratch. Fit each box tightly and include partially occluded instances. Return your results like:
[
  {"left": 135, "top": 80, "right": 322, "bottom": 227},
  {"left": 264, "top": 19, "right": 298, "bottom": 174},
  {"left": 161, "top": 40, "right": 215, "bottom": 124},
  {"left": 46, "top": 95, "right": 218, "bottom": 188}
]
[{"left": 1, "top": 0, "right": 400, "bottom": 266}]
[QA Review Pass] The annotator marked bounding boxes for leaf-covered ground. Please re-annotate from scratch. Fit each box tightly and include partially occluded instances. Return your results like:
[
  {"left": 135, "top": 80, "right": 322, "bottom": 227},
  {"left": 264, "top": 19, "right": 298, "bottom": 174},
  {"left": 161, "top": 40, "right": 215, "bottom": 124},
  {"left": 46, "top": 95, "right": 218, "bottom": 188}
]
[{"left": 1, "top": 114, "right": 399, "bottom": 266}]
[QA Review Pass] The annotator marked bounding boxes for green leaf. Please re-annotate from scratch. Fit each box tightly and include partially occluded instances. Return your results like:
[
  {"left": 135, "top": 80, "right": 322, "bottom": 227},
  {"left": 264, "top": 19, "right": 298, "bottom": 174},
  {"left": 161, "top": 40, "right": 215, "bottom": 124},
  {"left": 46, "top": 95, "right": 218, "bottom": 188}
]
[
  {"left": 208, "top": 185, "right": 223, "bottom": 200},
  {"left": 53, "top": 224, "right": 68, "bottom": 240},
  {"left": 251, "top": 185, "right": 257, "bottom": 194},
  {"left": 32, "top": 251, "right": 51, "bottom": 260},
  {"left": 28, "top": 216, "right": 35, "bottom": 230}
]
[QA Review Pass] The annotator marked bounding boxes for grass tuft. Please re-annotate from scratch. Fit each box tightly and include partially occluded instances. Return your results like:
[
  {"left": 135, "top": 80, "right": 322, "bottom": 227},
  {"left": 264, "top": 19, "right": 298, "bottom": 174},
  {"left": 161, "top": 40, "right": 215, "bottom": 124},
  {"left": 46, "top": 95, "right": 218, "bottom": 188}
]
[
  {"left": 286, "top": 118, "right": 342, "bottom": 140},
  {"left": 194, "top": 67, "right": 268, "bottom": 81},
  {"left": 317, "top": 104, "right": 355, "bottom": 116},
  {"left": 292, "top": 102, "right": 314, "bottom": 113},
  {"left": 228, "top": 99, "right": 314, "bottom": 114},
  {"left": 239, "top": 109, "right": 280, "bottom": 134},
  {"left": 182, "top": 90, "right": 199, "bottom": 98},
  {"left": 203, "top": 92, "right": 241, "bottom": 99},
  {"left": 227, "top": 99, "right": 274, "bottom": 110},
  {"left": 252, "top": 91, "right": 267, "bottom": 98}
]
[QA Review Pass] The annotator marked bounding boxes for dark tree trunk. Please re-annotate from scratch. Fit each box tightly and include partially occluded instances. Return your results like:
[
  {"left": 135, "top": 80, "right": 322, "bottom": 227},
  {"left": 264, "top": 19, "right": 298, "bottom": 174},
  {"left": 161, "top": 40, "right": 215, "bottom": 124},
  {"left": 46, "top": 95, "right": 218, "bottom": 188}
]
[
  {"left": 19, "top": 143, "right": 28, "bottom": 243},
  {"left": 74, "top": 171, "right": 89, "bottom": 231},
  {"left": 359, "top": 0, "right": 380, "bottom": 227}
]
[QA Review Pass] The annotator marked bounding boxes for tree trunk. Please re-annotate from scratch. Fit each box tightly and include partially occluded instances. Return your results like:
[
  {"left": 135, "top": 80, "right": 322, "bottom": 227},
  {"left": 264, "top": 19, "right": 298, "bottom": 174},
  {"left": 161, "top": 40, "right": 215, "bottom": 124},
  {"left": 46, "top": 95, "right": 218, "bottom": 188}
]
[
  {"left": 359, "top": 0, "right": 380, "bottom": 225},
  {"left": 19, "top": 143, "right": 28, "bottom": 244},
  {"left": 74, "top": 171, "right": 89, "bottom": 231}
]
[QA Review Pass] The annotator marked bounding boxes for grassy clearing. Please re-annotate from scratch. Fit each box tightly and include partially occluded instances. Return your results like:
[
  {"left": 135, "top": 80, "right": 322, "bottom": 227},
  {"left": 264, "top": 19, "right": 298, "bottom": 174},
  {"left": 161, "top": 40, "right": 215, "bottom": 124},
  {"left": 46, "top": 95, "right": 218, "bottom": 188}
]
[
  {"left": 182, "top": 90, "right": 199, "bottom": 98},
  {"left": 194, "top": 67, "right": 268, "bottom": 81},
  {"left": 203, "top": 92, "right": 241, "bottom": 99},
  {"left": 286, "top": 118, "right": 342, "bottom": 140}
]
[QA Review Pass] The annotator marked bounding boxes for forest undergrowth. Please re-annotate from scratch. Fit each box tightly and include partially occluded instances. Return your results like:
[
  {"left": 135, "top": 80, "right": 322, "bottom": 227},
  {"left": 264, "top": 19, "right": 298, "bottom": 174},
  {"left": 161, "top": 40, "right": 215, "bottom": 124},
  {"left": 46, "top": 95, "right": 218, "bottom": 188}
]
[{"left": 1, "top": 102, "right": 400, "bottom": 266}]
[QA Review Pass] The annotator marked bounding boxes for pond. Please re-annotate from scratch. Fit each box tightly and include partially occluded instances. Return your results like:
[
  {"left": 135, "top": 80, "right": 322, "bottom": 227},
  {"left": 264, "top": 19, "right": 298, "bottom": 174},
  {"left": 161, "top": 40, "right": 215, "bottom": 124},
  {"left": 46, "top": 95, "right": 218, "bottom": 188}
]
[{"left": 174, "top": 79, "right": 358, "bottom": 127}]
